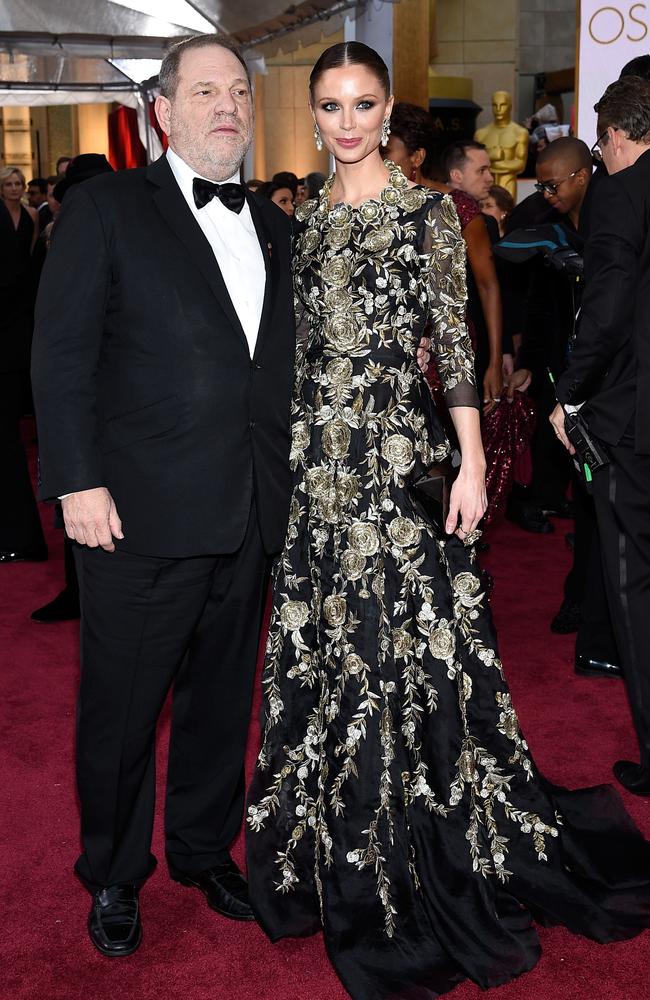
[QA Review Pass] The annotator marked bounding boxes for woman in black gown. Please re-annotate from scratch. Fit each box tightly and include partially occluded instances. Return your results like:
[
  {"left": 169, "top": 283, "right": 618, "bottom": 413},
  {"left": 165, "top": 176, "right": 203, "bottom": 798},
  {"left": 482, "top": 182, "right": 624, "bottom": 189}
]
[
  {"left": 246, "top": 42, "right": 650, "bottom": 1000},
  {"left": 0, "top": 166, "right": 47, "bottom": 561}
]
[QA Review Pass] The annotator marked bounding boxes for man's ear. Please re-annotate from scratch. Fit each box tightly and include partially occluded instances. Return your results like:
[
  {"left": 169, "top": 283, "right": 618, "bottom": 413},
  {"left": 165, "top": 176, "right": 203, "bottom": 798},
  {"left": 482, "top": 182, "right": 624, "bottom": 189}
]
[
  {"left": 449, "top": 167, "right": 461, "bottom": 187},
  {"left": 155, "top": 95, "right": 172, "bottom": 137}
]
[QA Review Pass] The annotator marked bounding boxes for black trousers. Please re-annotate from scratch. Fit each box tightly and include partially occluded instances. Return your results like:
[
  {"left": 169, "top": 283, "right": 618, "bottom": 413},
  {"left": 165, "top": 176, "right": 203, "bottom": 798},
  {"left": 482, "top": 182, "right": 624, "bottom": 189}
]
[
  {"left": 529, "top": 377, "right": 573, "bottom": 508},
  {"left": 73, "top": 501, "right": 269, "bottom": 892},
  {"left": 591, "top": 440, "right": 650, "bottom": 767},
  {"left": 0, "top": 371, "right": 46, "bottom": 552}
]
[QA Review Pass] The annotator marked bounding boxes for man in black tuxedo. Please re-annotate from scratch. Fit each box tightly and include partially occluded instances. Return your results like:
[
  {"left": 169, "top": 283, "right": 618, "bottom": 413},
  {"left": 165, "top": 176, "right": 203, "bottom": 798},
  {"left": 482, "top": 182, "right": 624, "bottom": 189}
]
[
  {"left": 551, "top": 76, "right": 650, "bottom": 795},
  {"left": 31, "top": 35, "right": 295, "bottom": 955}
]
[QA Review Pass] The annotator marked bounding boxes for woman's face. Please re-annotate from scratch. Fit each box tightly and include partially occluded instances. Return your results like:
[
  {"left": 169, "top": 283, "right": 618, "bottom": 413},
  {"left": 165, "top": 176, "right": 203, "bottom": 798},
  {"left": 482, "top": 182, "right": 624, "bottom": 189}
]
[
  {"left": 271, "top": 186, "right": 294, "bottom": 216},
  {"left": 480, "top": 194, "right": 501, "bottom": 223},
  {"left": 311, "top": 63, "right": 393, "bottom": 164},
  {"left": 2, "top": 172, "right": 24, "bottom": 202},
  {"left": 382, "top": 134, "right": 415, "bottom": 178}
]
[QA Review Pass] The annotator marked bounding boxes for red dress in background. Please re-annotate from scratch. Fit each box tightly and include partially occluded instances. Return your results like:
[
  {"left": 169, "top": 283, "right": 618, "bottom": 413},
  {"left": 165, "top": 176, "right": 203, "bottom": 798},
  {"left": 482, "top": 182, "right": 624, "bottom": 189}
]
[{"left": 427, "top": 188, "right": 535, "bottom": 523}]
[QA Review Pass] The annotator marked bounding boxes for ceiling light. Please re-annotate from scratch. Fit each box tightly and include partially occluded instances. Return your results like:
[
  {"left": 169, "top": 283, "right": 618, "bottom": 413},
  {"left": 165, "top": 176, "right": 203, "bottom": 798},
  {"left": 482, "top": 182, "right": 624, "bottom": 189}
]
[
  {"left": 108, "top": 0, "right": 216, "bottom": 34},
  {"left": 110, "top": 59, "right": 162, "bottom": 84}
]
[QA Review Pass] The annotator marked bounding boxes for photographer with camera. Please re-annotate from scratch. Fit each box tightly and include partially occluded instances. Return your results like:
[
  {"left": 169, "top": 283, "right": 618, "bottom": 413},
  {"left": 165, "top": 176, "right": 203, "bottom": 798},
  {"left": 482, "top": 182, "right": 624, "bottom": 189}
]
[
  {"left": 551, "top": 75, "right": 650, "bottom": 796},
  {"left": 503, "top": 138, "right": 593, "bottom": 539}
]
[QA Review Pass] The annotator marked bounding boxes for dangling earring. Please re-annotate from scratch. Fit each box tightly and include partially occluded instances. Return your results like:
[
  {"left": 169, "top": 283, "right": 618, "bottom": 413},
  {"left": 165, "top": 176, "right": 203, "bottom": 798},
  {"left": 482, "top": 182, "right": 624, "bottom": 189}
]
[
  {"left": 381, "top": 118, "right": 391, "bottom": 147},
  {"left": 313, "top": 122, "right": 323, "bottom": 152}
]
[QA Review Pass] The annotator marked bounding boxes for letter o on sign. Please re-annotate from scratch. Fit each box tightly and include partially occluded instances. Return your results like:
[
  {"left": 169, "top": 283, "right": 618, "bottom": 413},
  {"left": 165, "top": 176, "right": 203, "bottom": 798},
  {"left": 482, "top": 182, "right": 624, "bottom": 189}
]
[{"left": 589, "top": 5, "right": 625, "bottom": 43}]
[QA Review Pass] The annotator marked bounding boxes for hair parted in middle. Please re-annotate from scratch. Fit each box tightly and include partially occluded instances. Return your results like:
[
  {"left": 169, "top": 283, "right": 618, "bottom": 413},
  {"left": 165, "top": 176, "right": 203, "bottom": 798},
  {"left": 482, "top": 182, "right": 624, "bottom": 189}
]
[{"left": 309, "top": 41, "right": 390, "bottom": 101}]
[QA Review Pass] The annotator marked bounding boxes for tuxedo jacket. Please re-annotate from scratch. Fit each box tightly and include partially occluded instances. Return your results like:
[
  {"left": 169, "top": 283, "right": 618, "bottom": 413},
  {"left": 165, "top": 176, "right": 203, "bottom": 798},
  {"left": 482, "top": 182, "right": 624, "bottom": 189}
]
[
  {"left": 31, "top": 155, "right": 295, "bottom": 557},
  {"left": 557, "top": 148, "right": 650, "bottom": 453}
]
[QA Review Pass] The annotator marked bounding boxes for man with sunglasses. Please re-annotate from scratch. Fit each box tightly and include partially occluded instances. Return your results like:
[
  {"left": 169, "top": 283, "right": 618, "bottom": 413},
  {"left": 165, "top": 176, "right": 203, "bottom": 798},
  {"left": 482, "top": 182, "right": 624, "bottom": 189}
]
[
  {"left": 506, "top": 138, "right": 593, "bottom": 541},
  {"left": 551, "top": 75, "right": 650, "bottom": 796}
]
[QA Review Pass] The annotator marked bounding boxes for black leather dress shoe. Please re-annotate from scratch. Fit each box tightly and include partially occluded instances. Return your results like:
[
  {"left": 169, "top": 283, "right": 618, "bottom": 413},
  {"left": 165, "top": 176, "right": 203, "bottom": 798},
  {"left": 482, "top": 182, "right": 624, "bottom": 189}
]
[
  {"left": 575, "top": 654, "right": 622, "bottom": 678},
  {"left": 0, "top": 547, "right": 48, "bottom": 563},
  {"left": 505, "top": 505, "right": 554, "bottom": 534},
  {"left": 88, "top": 885, "right": 142, "bottom": 957},
  {"left": 174, "top": 858, "right": 255, "bottom": 921},
  {"left": 31, "top": 588, "right": 80, "bottom": 622},
  {"left": 542, "top": 500, "right": 576, "bottom": 519},
  {"left": 613, "top": 760, "right": 650, "bottom": 796}
]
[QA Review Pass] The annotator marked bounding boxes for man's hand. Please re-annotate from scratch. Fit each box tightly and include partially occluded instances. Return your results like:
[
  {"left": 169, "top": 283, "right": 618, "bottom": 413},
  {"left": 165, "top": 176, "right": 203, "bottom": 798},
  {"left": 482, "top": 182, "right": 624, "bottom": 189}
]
[
  {"left": 482, "top": 364, "right": 503, "bottom": 415},
  {"left": 417, "top": 337, "right": 431, "bottom": 374},
  {"left": 549, "top": 403, "right": 575, "bottom": 454},
  {"left": 62, "top": 487, "right": 124, "bottom": 552},
  {"left": 505, "top": 367, "right": 532, "bottom": 400}
]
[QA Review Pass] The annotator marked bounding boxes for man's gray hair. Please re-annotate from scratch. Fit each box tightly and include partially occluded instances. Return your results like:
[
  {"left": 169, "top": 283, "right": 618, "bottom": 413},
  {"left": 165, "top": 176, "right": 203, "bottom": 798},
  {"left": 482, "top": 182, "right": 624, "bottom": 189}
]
[{"left": 159, "top": 34, "right": 250, "bottom": 99}]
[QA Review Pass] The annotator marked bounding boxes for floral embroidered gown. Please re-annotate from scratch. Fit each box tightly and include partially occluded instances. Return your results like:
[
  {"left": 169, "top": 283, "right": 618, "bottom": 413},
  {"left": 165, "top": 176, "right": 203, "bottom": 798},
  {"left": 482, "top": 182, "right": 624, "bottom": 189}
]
[{"left": 246, "top": 163, "right": 650, "bottom": 1000}]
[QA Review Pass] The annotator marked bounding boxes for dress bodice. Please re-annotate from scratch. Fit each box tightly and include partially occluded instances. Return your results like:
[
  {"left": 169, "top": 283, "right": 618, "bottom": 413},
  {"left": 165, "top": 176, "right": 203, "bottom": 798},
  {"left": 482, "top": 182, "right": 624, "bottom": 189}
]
[{"left": 292, "top": 162, "right": 478, "bottom": 411}]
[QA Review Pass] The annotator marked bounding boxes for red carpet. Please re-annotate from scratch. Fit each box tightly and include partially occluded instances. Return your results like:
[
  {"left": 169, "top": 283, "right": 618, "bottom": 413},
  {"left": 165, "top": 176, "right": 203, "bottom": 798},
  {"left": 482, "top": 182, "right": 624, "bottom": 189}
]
[{"left": 2, "top": 442, "right": 649, "bottom": 999}]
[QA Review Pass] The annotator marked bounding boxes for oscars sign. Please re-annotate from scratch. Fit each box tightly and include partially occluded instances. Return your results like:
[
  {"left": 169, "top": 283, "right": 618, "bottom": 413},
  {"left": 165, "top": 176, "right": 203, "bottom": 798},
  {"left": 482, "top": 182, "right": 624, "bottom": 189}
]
[{"left": 577, "top": 1, "right": 649, "bottom": 142}]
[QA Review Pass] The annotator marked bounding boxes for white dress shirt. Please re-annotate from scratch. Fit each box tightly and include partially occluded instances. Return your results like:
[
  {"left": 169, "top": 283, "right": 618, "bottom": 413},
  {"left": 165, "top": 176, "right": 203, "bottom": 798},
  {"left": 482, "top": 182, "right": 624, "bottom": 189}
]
[{"left": 166, "top": 146, "right": 266, "bottom": 358}]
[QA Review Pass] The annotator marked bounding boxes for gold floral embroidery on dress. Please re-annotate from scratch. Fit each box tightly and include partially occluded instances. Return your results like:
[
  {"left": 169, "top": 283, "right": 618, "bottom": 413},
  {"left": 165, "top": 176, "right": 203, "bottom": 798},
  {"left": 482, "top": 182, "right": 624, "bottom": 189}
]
[{"left": 248, "top": 160, "right": 563, "bottom": 936}]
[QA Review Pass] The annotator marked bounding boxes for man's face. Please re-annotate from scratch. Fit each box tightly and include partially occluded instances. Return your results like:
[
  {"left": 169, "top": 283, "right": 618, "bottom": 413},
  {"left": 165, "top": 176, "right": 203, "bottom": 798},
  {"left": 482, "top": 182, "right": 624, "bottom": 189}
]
[
  {"left": 155, "top": 45, "right": 254, "bottom": 181},
  {"left": 492, "top": 92, "right": 511, "bottom": 125},
  {"left": 28, "top": 184, "right": 46, "bottom": 208},
  {"left": 453, "top": 148, "right": 494, "bottom": 200},
  {"left": 47, "top": 182, "right": 61, "bottom": 217},
  {"left": 535, "top": 157, "right": 586, "bottom": 216}
]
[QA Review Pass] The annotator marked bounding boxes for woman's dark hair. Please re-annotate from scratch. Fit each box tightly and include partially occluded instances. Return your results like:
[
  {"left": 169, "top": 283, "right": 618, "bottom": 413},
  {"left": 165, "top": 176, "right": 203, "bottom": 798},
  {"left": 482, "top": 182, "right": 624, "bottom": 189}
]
[
  {"left": 309, "top": 41, "right": 390, "bottom": 100},
  {"left": 595, "top": 75, "right": 650, "bottom": 144},
  {"left": 389, "top": 102, "right": 438, "bottom": 179},
  {"left": 258, "top": 180, "right": 294, "bottom": 202},
  {"left": 272, "top": 170, "right": 299, "bottom": 196}
]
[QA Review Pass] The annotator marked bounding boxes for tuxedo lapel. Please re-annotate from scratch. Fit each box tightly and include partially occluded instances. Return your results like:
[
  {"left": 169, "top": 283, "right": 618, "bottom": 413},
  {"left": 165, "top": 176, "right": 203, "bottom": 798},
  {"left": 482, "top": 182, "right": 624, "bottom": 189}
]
[
  {"left": 246, "top": 191, "right": 275, "bottom": 361},
  {"left": 145, "top": 156, "right": 248, "bottom": 350}
]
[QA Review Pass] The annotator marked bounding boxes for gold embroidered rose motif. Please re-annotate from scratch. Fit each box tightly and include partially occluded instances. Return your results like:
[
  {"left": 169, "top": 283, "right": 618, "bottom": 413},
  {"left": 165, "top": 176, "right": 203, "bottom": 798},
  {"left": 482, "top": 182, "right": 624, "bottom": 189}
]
[
  {"left": 321, "top": 256, "right": 352, "bottom": 287},
  {"left": 324, "top": 314, "right": 360, "bottom": 353},
  {"left": 279, "top": 600, "right": 310, "bottom": 631},
  {"left": 322, "top": 419, "right": 351, "bottom": 460},
  {"left": 428, "top": 626, "right": 456, "bottom": 660},
  {"left": 348, "top": 521, "right": 380, "bottom": 557},
  {"left": 323, "top": 594, "right": 347, "bottom": 627},
  {"left": 387, "top": 516, "right": 421, "bottom": 548},
  {"left": 305, "top": 467, "right": 333, "bottom": 498},
  {"left": 381, "top": 434, "right": 415, "bottom": 476},
  {"left": 340, "top": 549, "right": 366, "bottom": 580}
]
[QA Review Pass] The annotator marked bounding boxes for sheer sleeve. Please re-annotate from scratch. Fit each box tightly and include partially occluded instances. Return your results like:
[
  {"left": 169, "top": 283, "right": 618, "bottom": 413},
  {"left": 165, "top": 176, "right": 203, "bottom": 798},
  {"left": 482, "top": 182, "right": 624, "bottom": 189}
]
[{"left": 420, "top": 194, "right": 480, "bottom": 409}]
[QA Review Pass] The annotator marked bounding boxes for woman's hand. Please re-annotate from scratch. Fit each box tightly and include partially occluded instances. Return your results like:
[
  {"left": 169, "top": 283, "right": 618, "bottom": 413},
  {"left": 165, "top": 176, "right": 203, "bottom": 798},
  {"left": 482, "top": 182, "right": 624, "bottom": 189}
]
[
  {"left": 505, "top": 367, "right": 532, "bottom": 400},
  {"left": 482, "top": 364, "right": 503, "bottom": 415},
  {"left": 445, "top": 462, "right": 488, "bottom": 539}
]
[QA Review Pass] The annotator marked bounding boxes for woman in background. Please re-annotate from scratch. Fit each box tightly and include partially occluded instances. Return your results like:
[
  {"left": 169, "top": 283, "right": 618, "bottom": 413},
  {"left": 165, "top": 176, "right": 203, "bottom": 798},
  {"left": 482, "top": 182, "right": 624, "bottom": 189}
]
[
  {"left": 0, "top": 166, "right": 47, "bottom": 563},
  {"left": 258, "top": 179, "right": 295, "bottom": 217},
  {"left": 385, "top": 104, "right": 532, "bottom": 522},
  {"left": 481, "top": 184, "right": 515, "bottom": 238}
]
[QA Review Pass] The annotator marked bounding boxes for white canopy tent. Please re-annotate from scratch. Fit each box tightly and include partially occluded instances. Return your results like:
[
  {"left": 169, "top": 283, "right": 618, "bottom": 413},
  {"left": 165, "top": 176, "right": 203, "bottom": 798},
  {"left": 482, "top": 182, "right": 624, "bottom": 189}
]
[{"left": 0, "top": 0, "right": 360, "bottom": 162}]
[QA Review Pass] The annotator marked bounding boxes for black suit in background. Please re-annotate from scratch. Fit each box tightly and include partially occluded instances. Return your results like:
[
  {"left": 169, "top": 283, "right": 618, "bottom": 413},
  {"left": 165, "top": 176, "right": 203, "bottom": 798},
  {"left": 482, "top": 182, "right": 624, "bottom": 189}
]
[
  {"left": 0, "top": 201, "right": 46, "bottom": 556},
  {"left": 558, "top": 148, "right": 650, "bottom": 765},
  {"left": 31, "top": 155, "right": 295, "bottom": 890}
]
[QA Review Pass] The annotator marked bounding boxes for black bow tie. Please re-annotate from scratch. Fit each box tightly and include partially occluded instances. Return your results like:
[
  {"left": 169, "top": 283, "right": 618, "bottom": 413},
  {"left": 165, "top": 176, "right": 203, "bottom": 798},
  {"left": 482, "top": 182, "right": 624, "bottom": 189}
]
[{"left": 192, "top": 177, "right": 246, "bottom": 214}]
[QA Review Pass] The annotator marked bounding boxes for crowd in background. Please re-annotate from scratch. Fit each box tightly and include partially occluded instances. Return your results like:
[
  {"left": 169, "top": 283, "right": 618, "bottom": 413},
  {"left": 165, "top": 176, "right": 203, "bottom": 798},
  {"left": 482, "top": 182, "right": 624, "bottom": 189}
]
[{"left": 2, "top": 64, "right": 648, "bottom": 691}]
